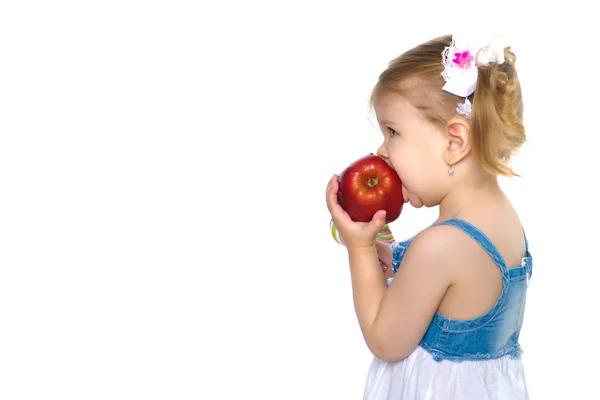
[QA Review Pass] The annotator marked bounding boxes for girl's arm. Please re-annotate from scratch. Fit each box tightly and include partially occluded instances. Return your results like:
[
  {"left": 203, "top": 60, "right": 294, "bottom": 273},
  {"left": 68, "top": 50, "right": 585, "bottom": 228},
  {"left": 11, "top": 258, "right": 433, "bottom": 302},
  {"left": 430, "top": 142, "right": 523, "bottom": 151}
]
[{"left": 348, "top": 225, "right": 456, "bottom": 362}]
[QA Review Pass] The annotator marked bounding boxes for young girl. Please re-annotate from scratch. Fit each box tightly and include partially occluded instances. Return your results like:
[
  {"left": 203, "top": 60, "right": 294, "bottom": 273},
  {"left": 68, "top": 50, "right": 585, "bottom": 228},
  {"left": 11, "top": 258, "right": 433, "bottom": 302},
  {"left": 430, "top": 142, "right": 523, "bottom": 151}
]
[{"left": 326, "top": 34, "right": 532, "bottom": 399}]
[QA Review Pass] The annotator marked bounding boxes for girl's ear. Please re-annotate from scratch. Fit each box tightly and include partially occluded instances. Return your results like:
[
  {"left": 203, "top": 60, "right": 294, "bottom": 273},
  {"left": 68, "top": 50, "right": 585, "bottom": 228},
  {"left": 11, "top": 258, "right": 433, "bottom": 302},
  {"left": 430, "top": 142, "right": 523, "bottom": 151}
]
[{"left": 445, "top": 118, "right": 471, "bottom": 164}]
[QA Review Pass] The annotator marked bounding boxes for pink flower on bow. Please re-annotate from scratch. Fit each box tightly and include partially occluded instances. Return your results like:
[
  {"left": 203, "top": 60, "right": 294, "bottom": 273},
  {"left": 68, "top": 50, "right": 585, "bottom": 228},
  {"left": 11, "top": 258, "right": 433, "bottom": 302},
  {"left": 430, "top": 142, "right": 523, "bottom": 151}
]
[{"left": 452, "top": 50, "right": 474, "bottom": 69}]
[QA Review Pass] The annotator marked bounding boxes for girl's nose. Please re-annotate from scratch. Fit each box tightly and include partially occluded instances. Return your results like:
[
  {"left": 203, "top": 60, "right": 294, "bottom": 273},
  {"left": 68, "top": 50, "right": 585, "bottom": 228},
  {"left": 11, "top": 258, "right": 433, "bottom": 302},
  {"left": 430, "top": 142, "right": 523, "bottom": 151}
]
[{"left": 377, "top": 143, "right": 388, "bottom": 160}]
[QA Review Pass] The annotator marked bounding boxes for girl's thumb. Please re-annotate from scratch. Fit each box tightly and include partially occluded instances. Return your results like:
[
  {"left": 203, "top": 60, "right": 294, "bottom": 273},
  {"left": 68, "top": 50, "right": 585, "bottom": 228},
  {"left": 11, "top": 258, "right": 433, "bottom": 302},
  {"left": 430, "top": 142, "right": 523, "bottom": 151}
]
[{"left": 371, "top": 210, "right": 387, "bottom": 230}]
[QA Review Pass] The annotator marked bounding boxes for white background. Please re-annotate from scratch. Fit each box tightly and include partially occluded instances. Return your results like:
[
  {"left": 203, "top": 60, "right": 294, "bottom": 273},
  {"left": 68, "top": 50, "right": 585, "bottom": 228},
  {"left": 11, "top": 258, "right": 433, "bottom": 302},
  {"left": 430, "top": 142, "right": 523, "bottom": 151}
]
[{"left": 1, "top": 1, "right": 598, "bottom": 399}]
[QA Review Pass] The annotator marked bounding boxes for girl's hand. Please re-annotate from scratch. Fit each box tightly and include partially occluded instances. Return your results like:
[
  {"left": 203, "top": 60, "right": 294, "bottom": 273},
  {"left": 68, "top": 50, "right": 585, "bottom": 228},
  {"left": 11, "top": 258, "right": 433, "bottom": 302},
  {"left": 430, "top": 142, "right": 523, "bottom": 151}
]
[{"left": 325, "top": 174, "right": 387, "bottom": 250}]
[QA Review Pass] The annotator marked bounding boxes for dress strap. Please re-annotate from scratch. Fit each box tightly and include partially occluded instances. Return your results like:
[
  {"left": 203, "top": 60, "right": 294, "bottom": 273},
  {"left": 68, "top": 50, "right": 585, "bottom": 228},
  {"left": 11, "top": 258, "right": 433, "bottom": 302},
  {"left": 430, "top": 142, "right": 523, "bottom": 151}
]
[{"left": 432, "top": 218, "right": 508, "bottom": 273}]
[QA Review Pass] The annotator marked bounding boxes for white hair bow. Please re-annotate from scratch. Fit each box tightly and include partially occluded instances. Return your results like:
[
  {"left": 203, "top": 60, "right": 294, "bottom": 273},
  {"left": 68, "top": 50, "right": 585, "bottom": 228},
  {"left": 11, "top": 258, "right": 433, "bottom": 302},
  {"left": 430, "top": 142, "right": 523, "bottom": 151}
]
[{"left": 441, "top": 34, "right": 507, "bottom": 98}]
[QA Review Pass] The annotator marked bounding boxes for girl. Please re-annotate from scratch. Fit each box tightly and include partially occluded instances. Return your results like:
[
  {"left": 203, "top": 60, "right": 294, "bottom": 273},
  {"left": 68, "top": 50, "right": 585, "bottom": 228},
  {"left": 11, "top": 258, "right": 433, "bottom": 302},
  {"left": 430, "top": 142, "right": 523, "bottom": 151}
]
[{"left": 326, "top": 34, "right": 532, "bottom": 399}]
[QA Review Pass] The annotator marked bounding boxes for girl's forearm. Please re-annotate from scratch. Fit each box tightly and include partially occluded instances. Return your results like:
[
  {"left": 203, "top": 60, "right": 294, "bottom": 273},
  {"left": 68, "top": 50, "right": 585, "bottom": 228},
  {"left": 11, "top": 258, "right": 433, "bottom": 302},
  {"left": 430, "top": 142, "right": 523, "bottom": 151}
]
[{"left": 347, "top": 245, "right": 387, "bottom": 346}]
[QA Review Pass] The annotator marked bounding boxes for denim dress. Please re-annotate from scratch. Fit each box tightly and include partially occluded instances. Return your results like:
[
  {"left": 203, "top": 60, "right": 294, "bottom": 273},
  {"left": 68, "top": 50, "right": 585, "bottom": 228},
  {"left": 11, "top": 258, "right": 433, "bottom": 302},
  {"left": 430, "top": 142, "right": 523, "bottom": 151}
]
[{"left": 363, "top": 219, "right": 532, "bottom": 400}]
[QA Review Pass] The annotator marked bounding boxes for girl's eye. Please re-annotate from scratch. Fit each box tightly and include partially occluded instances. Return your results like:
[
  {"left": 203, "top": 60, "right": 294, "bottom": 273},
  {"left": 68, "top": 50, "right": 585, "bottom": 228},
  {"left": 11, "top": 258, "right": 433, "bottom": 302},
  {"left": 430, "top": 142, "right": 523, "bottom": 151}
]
[{"left": 388, "top": 128, "right": 398, "bottom": 137}]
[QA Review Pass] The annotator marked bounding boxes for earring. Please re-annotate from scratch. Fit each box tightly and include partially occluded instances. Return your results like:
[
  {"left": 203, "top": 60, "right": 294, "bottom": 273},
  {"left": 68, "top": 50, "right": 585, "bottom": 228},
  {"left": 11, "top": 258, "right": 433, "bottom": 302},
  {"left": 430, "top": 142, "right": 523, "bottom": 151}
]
[{"left": 448, "top": 164, "right": 455, "bottom": 175}]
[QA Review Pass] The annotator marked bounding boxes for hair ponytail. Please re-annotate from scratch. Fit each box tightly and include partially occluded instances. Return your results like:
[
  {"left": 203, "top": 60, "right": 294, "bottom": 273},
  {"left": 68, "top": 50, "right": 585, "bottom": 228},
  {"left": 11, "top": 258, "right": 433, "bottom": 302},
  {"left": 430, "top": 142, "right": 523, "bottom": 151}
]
[{"left": 470, "top": 48, "right": 525, "bottom": 176}]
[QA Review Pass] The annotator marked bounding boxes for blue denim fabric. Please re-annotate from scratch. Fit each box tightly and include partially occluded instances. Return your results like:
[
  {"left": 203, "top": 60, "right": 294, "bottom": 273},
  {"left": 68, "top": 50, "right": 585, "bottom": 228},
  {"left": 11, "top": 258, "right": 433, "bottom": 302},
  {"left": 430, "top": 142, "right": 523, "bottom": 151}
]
[{"left": 387, "top": 218, "right": 532, "bottom": 362}]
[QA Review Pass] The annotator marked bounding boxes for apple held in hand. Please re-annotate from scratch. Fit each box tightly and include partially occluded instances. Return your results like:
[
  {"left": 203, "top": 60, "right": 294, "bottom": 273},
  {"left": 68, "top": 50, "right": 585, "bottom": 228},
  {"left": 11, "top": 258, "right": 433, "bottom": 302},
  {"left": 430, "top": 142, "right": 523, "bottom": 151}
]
[{"left": 337, "top": 154, "right": 404, "bottom": 223}]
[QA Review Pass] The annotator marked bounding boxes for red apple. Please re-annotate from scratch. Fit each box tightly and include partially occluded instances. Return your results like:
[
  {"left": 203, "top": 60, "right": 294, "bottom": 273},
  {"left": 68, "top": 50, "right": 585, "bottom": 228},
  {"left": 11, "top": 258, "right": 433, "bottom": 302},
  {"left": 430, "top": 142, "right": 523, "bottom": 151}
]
[{"left": 337, "top": 154, "right": 404, "bottom": 223}]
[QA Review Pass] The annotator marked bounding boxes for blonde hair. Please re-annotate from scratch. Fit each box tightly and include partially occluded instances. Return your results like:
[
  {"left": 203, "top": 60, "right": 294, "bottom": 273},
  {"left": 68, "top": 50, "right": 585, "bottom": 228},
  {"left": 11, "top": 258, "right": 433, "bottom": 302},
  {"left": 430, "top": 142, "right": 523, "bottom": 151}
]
[{"left": 368, "top": 35, "right": 525, "bottom": 177}]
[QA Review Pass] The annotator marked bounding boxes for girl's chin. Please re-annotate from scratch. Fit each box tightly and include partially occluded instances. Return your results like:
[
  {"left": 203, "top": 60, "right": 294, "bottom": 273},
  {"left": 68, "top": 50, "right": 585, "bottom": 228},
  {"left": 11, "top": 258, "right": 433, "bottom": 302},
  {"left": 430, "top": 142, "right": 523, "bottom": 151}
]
[
  {"left": 409, "top": 199, "right": 424, "bottom": 208},
  {"left": 402, "top": 186, "right": 423, "bottom": 208}
]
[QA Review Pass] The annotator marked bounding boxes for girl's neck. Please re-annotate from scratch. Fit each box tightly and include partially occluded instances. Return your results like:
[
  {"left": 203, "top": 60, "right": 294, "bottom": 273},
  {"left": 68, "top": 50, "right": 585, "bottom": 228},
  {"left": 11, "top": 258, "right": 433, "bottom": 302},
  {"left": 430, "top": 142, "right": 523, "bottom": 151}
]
[{"left": 436, "top": 172, "right": 503, "bottom": 223}]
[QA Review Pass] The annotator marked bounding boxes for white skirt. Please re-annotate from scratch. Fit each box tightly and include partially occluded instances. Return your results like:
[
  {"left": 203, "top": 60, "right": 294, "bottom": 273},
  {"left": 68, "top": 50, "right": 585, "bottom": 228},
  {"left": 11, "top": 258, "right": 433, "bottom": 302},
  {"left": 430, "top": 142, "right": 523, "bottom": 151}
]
[{"left": 363, "top": 346, "right": 529, "bottom": 400}]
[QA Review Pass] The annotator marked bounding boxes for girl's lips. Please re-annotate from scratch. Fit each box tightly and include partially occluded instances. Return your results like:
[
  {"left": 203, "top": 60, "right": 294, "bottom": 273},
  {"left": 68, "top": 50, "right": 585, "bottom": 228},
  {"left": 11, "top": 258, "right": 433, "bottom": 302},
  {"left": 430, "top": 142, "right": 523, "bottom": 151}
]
[{"left": 402, "top": 185, "right": 409, "bottom": 203}]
